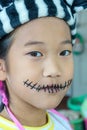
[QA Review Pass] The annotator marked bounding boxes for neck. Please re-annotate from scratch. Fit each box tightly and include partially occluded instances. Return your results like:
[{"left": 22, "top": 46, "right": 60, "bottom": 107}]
[{"left": 1, "top": 101, "right": 47, "bottom": 127}]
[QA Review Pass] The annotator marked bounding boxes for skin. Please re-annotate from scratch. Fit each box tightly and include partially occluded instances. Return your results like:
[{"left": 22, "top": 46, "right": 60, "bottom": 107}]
[
  {"left": 0, "top": 17, "right": 74, "bottom": 127},
  {"left": 23, "top": 79, "right": 72, "bottom": 93}
]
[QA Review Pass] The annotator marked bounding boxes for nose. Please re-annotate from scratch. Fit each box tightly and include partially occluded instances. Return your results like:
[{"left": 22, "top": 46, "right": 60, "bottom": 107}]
[{"left": 43, "top": 58, "right": 61, "bottom": 78}]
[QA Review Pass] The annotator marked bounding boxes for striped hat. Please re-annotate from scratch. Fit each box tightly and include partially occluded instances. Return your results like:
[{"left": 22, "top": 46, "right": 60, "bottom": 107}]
[{"left": 0, "top": 0, "right": 87, "bottom": 44}]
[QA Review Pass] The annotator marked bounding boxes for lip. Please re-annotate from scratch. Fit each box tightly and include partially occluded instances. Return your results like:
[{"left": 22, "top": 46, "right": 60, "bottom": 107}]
[
  {"left": 40, "top": 84, "right": 64, "bottom": 93},
  {"left": 24, "top": 79, "right": 72, "bottom": 93}
]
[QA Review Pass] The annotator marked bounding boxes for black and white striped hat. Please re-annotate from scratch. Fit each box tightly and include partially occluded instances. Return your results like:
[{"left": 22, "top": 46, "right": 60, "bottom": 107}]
[{"left": 0, "top": 0, "right": 87, "bottom": 44}]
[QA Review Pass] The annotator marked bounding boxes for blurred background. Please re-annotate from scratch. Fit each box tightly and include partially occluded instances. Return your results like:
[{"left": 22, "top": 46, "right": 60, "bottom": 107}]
[
  {"left": 72, "top": 10, "right": 87, "bottom": 97},
  {"left": 56, "top": 10, "right": 87, "bottom": 130}
]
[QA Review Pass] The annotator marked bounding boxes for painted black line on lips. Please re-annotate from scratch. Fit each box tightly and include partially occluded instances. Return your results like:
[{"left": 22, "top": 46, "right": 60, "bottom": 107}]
[{"left": 24, "top": 79, "right": 72, "bottom": 93}]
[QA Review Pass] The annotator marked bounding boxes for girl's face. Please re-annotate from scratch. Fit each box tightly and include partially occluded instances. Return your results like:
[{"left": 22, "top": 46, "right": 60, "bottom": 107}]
[{"left": 5, "top": 17, "right": 73, "bottom": 110}]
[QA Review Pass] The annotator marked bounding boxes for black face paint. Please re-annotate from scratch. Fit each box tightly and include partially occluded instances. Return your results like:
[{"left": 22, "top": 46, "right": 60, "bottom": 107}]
[{"left": 23, "top": 79, "right": 72, "bottom": 93}]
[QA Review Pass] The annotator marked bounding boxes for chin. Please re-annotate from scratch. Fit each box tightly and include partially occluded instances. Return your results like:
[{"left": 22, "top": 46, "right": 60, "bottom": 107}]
[
  {"left": 48, "top": 97, "right": 65, "bottom": 110},
  {"left": 40, "top": 100, "right": 61, "bottom": 110}
]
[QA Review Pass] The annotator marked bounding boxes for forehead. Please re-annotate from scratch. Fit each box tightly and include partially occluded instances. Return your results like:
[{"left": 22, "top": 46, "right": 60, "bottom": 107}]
[{"left": 12, "top": 17, "right": 71, "bottom": 48}]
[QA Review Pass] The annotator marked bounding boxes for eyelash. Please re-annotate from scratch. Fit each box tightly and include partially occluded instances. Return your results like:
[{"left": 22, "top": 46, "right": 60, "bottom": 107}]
[
  {"left": 26, "top": 51, "right": 43, "bottom": 57},
  {"left": 26, "top": 50, "right": 72, "bottom": 58},
  {"left": 60, "top": 50, "right": 72, "bottom": 56}
]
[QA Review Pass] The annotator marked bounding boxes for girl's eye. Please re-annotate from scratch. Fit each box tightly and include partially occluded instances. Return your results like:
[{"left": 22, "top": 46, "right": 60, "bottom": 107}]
[
  {"left": 26, "top": 51, "right": 43, "bottom": 57},
  {"left": 60, "top": 50, "right": 72, "bottom": 56}
]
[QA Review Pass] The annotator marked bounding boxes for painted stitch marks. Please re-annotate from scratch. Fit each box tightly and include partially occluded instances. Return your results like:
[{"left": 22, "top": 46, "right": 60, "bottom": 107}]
[{"left": 24, "top": 79, "right": 72, "bottom": 93}]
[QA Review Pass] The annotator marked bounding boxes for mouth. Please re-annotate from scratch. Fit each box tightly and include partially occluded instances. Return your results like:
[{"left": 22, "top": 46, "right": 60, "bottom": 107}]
[{"left": 24, "top": 79, "right": 72, "bottom": 93}]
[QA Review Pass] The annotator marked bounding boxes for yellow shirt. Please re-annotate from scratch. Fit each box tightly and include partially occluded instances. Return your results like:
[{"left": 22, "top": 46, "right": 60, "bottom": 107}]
[{"left": 0, "top": 111, "right": 72, "bottom": 130}]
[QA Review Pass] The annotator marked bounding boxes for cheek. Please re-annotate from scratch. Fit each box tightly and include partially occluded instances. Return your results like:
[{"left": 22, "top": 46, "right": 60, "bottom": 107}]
[
  {"left": 64, "top": 59, "right": 74, "bottom": 78},
  {"left": 8, "top": 55, "right": 42, "bottom": 81},
  {"left": 69, "top": 61, "right": 74, "bottom": 77}
]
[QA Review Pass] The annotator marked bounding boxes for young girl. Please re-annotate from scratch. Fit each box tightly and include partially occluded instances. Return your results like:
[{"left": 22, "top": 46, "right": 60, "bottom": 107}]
[{"left": 0, "top": 0, "right": 87, "bottom": 130}]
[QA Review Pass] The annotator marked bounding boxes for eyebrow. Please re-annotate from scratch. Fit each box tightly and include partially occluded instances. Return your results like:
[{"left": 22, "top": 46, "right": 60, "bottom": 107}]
[
  {"left": 24, "top": 40, "right": 72, "bottom": 46},
  {"left": 24, "top": 41, "right": 44, "bottom": 46},
  {"left": 61, "top": 40, "right": 72, "bottom": 45}
]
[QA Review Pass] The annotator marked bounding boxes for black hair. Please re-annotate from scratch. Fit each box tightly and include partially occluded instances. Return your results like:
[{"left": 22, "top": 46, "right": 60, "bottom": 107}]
[
  {"left": 0, "top": 33, "right": 13, "bottom": 112},
  {"left": 0, "top": 32, "right": 14, "bottom": 59}
]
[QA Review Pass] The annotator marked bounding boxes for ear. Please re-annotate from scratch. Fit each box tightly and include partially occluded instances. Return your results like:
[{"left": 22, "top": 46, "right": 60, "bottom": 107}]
[{"left": 0, "top": 59, "right": 7, "bottom": 81}]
